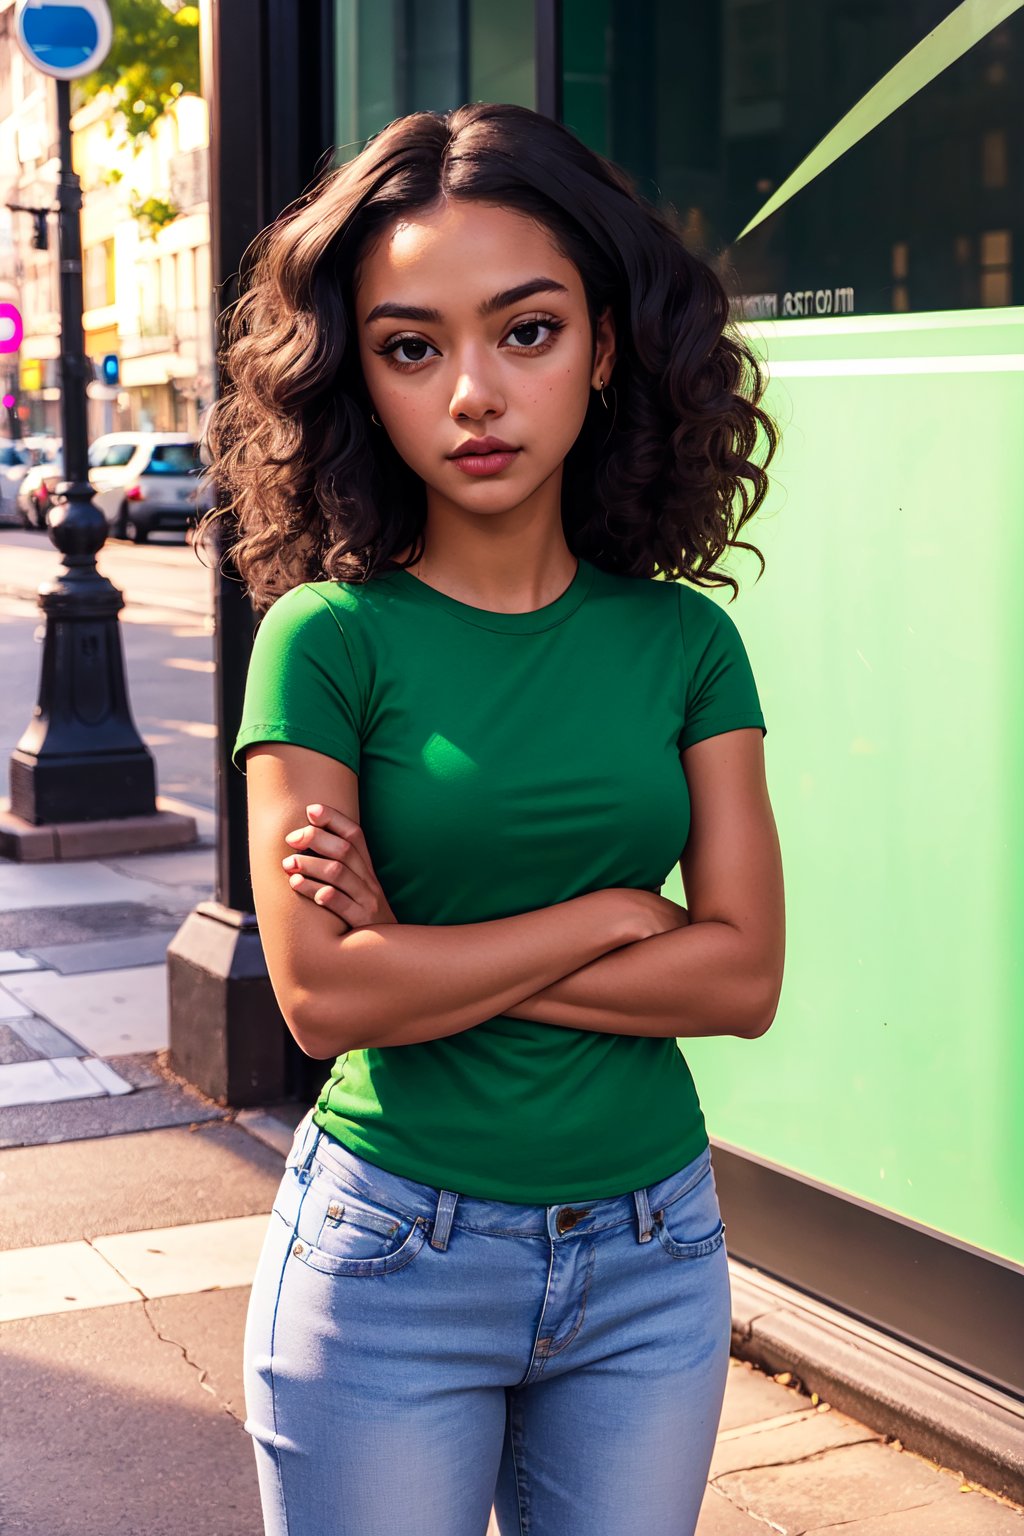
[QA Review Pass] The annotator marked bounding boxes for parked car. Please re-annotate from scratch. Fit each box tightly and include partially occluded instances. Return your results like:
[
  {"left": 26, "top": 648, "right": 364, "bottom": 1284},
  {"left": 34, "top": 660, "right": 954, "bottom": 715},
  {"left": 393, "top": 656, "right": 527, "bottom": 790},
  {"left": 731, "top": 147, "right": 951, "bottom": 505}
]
[
  {"left": 14, "top": 432, "right": 206, "bottom": 538},
  {"left": 0, "top": 440, "right": 34, "bottom": 526},
  {"left": 86, "top": 432, "right": 204, "bottom": 541},
  {"left": 16, "top": 450, "right": 64, "bottom": 528},
  {"left": 20, "top": 433, "right": 61, "bottom": 467},
  {"left": 43, "top": 432, "right": 204, "bottom": 541}
]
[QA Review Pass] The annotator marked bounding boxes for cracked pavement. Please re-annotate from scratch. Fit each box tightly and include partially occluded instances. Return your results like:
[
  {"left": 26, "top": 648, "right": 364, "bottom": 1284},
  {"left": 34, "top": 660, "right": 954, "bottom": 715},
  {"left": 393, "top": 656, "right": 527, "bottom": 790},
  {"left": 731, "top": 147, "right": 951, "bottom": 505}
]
[
  {"left": 2, "top": 1114, "right": 1022, "bottom": 1534},
  {"left": 0, "top": 1119, "right": 285, "bottom": 1534}
]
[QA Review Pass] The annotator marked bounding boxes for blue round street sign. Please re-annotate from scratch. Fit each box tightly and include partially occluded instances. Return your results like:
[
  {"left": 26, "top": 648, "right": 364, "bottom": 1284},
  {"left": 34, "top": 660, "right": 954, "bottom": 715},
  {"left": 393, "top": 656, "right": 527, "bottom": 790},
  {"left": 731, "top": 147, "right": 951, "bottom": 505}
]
[{"left": 13, "top": 0, "right": 112, "bottom": 81}]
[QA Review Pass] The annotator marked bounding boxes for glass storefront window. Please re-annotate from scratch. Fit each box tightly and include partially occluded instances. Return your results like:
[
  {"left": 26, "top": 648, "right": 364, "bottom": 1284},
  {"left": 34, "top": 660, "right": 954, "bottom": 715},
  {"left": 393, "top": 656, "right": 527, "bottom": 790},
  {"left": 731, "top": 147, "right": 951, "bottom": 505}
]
[
  {"left": 468, "top": 0, "right": 535, "bottom": 109},
  {"left": 562, "top": 0, "right": 1022, "bottom": 319},
  {"left": 334, "top": 0, "right": 534, "bottom": 165}
]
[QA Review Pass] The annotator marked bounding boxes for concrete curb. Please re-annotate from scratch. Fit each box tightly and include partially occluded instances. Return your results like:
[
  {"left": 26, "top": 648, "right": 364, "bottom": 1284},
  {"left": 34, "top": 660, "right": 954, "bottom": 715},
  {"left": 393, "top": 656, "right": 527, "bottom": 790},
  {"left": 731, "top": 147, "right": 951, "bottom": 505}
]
[{"left": 729, "top": 1261, "right": 1024, "bottom": 1506}]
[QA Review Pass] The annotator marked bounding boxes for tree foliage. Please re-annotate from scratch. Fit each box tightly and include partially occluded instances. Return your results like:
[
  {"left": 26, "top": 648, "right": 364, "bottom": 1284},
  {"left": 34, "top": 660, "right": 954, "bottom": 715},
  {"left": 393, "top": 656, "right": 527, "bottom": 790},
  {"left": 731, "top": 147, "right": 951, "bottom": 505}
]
[{"left": 72, "top": 0, "right": 201, "bottom": 143}]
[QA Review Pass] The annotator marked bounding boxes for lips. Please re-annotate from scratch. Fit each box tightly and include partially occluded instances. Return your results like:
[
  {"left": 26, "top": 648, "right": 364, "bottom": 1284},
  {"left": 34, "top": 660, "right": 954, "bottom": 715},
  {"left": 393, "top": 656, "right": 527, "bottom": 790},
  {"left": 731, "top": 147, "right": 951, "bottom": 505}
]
[{"left": 449, "top": 437, "right": 519, "bottom": 458}]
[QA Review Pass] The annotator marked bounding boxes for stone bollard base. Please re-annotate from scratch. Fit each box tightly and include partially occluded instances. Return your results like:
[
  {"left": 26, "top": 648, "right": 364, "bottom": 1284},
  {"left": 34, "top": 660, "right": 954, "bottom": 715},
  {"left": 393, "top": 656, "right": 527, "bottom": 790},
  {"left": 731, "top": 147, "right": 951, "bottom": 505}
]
[{"left": 0, "top": 796, "right": 198, "bottom": 862}]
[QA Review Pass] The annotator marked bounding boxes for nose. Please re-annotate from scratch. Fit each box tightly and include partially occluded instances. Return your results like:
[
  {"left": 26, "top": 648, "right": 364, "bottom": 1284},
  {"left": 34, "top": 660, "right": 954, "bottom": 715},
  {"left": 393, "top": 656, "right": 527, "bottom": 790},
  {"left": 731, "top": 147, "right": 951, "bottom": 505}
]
[{"left": 448, "top": 347, "right": 505, "bottom": 423}]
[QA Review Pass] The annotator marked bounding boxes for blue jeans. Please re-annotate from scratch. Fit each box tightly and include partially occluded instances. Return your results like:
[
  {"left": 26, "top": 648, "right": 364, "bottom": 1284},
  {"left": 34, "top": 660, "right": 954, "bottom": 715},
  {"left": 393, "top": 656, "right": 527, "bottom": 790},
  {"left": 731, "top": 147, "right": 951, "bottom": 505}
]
[{"left": 243, "top": 1109, "right": 732, "bottom": 1536}]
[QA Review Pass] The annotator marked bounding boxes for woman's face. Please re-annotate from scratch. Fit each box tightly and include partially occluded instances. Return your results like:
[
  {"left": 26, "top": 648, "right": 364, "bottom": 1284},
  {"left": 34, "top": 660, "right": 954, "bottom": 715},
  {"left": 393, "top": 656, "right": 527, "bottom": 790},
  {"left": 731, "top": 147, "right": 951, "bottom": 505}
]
[{"left": 353, "top": 197, "right": 615, "bottom": 520}]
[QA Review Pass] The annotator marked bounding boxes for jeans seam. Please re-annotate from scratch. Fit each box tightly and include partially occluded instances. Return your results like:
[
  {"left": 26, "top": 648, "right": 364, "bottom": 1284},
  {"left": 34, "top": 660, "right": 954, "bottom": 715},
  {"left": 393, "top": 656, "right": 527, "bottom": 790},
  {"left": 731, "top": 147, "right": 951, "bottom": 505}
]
[
  {"left": 509, "top": 1388, "right": 529, "bottom": 1535},
  {"left": 541, "top": 1244, "right": 596, "bottom": 1359},
  {"left": 271, "top": 1171, "right": 317, "bottom": 1456}
]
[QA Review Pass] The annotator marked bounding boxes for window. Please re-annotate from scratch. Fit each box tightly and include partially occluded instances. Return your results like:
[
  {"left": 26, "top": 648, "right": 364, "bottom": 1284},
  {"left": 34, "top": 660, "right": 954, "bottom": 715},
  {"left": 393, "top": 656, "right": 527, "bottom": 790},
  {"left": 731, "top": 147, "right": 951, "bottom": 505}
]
[
  {"left": 143, "top": 443, "right": 202, "bottom": 475},
  {"left": 83, "top": 238, "right": 115, "bottom": 310},
  {"left": 333, "top": 0, "right": 534, "bottom": 162},
  {"left": 562, "top": 0, "right": 1022, "bottom": 318},
  {"left": 98, "top": 442, "right": 138, "bottom": 468}
]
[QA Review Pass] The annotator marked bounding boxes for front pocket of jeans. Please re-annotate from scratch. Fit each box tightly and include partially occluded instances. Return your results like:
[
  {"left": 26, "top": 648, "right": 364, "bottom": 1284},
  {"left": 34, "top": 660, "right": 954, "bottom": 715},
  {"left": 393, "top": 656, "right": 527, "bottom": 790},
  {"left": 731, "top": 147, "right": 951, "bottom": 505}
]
[
  {"left": 290, "top": 1179, "right": 430, "bottom": 1277},
  {"left": 652, "top": 1165, "right": 727, "bottom": 1260}
]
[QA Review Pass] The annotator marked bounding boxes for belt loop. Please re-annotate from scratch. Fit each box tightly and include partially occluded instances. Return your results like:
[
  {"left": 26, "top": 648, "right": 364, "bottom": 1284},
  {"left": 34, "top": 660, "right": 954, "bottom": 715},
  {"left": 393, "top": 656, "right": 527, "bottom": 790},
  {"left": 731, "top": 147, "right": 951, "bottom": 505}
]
[
  {"left": 633, "top": 1185, "right": 655, "bottom": 1243},
  {"left": 430, "top": 1189, "right": 459, "bottom": 1250}
]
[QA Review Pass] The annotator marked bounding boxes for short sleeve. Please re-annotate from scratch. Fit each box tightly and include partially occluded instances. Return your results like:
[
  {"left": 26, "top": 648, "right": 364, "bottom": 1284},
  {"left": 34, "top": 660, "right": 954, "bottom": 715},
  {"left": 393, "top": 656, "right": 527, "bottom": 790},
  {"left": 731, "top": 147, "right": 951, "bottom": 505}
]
[
  {"left": 676, "top": 582, "right": 767, "bottom": 753},
  {"left": 231, "top": 584, "right": 363, "bottom": 775}
]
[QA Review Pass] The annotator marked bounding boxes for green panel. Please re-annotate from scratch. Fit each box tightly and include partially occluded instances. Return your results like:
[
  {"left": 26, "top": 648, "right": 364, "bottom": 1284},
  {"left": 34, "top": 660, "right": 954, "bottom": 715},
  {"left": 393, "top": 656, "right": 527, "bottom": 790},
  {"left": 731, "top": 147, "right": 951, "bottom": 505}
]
[
  {"left": 468, "top": 0, "right": 535, "bottom": 108},
  {"left": 334, "top": 0, "right": 398, "bottom": 158},
  {"left": 562, "top": 0, "right": 610, "bottom": 155},
  {"left": 661, "top": 308, "right": 1024, "bottom": 1265}
]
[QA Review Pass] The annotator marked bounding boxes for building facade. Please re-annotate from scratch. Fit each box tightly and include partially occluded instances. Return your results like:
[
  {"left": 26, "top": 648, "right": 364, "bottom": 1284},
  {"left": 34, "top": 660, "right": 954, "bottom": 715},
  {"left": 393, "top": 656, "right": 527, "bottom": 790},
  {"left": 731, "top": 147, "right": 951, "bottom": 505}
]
[{"left": 0, "top": 0, "right": 214, "bottom": 442}]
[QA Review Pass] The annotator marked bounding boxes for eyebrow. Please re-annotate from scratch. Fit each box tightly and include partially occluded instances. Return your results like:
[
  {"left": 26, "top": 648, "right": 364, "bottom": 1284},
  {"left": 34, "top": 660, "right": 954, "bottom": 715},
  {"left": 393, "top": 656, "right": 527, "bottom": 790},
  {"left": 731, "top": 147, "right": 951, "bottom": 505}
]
[{"left": 362, "top": 277, "right": 570, "bottom": 326}]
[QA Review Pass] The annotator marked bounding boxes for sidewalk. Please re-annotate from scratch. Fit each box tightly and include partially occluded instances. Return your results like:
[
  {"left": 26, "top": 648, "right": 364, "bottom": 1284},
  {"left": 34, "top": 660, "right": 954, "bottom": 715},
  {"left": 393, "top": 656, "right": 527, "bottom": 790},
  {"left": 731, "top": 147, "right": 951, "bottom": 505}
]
[{"left": 1, "top": 831, "right": 1022, "bottom": 1534}]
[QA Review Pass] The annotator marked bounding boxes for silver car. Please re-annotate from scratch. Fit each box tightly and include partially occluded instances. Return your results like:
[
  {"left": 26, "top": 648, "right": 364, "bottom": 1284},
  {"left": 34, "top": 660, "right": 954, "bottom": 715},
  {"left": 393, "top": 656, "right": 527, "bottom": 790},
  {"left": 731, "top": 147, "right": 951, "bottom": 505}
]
[{"left": 85, "top": 431, "right": 204, "bottom": 542}]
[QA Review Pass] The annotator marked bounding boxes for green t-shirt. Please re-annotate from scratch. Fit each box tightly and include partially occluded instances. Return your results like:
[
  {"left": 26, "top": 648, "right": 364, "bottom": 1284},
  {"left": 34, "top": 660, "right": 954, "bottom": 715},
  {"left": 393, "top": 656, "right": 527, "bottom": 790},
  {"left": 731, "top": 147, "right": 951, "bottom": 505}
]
[{"left": 232, "top": 556, "right": 766, "bottom": 1202}]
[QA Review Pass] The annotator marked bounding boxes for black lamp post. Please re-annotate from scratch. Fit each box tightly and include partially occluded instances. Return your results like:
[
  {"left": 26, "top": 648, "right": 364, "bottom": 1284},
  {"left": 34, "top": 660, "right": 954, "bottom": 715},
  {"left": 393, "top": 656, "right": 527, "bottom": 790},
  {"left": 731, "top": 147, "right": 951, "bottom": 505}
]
[
  {"left": 4, "top": 2, "right": 196, "bottom": 859},
  {"left": 8, "top": 77, "right": 157, "bottom": 826}
]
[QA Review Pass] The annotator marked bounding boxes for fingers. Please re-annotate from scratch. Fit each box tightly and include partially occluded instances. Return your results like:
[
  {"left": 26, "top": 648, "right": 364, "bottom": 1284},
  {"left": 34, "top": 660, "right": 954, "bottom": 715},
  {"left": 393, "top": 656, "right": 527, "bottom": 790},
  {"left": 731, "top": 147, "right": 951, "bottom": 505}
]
[
  {"left": 283, "top": 871, "right": 352, "bottom": 925},
  {"left": 303, "top": 804, "right": 374, "bottom": 865},
  {"left": 284, "top": 807, "right": 373, "bottom": 881},
  {"left": 284, "top": 853, "right": 371, "bottom": 898}
]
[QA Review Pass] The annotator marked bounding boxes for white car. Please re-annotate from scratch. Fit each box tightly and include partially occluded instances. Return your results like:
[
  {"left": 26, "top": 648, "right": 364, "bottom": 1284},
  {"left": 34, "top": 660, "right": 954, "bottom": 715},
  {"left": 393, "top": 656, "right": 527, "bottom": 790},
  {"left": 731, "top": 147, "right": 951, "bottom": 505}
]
[{"left": 85, "top": 431, "right": 205, "bottom": 542}]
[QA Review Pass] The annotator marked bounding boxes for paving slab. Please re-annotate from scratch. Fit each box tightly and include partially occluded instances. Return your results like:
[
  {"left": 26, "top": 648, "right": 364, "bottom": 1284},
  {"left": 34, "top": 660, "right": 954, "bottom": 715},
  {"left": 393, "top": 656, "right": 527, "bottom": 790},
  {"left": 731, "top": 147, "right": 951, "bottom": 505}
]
[
  {"left": 807, "top": 1487, "right": 1024, "bottom": 1531},
  {"left": 93, "top": 1213, "right": 271, "bottom": 1298},
  {"left": 26, "top": 928, "right": 180, "bottom": 974},
  {"left": 713, "top": 1436, "right": 988, "bottom": 1532},
  {"left": 0, "top": 950, "right": 43, "bottom": 973},
  {"left": 0, "top": 1073, "right": 226, "bottom": 1148},
  {"left": 0, "top": 1022, "right": 38, "bottom": 1064},
  {"left": 709, "top": 1402, "right": 876, "bottom": 1478},
  {"left": 105, "top": 845, "right": 215, "bottom": 889},
  {"left": 0, "top": 1238, "right": 141, "bottom": 1322},
  {"left": 0, "top": 984, "right": 31, "bottom": 1018},
  {"left": 0, "top": 1054, "right": 133, "bottom": 1108},
  {"left": 696, "top": 1487, "right": 785, "bottom": 1533},
  {"left": 1, "top": 962, "right": 168, "bottom": 1054},
  {"left": 0, "top": 1299, "right": 261, "bottom": 1536},
  {"left": 0, "top": 1118, "right": 285, "bottom": 1248},
  {"left": 0, "top": 859, "right": 177, "bottom": 912},
  {"left": 4, "top": 1013, "right": 85, "bottom": 1056},
  {"left": 717, "top": 1355, "right": 814, "bottom": 1431}
]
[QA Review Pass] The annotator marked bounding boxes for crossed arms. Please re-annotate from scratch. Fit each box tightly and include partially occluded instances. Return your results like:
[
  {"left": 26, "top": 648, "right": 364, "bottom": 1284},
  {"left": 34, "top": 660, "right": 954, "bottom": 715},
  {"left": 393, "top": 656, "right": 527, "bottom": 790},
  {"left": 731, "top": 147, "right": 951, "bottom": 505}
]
[{"left": 244, "top": 727, "right": 785, "bottom": 1057}]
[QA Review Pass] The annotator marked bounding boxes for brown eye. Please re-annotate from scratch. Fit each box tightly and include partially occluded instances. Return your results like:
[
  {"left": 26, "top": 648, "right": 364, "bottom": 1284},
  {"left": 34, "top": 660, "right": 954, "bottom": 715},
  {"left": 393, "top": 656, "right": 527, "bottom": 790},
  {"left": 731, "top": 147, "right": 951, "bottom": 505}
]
[
  {"left": 505, "top": 318, "right": 565, "bottom": 350},
  {"left": 377, "top": 336, "right": 437, "bottom": 367}
]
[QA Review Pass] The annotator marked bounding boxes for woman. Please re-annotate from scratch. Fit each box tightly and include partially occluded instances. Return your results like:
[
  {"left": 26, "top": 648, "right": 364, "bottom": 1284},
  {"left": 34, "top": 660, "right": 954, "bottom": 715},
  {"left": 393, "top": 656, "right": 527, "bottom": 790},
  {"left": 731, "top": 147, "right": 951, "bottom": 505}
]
[{"left": 202, "top": 101, "right": 785, "bottom": 1536}]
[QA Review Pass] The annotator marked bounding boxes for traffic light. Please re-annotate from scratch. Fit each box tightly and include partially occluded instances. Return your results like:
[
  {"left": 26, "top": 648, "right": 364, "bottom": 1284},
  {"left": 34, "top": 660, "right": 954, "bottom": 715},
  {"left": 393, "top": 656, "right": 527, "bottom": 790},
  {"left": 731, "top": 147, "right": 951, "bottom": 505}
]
[
  {"left": 31, "top": 210, "right": 48, "bottom": 250},
  {"left": 100, "top": 353, "right": 119, "bottom": 385}
]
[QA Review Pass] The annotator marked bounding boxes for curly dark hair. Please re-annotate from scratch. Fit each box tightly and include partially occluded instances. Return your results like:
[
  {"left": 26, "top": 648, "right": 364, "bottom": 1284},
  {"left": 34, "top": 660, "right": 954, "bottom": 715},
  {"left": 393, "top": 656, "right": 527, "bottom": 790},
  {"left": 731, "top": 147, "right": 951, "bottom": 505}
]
[{"left": 196, "top": 101, "right": 778, "bottom": 614}]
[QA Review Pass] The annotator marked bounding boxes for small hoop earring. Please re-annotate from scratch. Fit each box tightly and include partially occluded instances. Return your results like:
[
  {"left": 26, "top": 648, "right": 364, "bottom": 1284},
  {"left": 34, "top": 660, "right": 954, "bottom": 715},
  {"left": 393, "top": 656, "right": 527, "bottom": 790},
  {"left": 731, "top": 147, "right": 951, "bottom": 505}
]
[
  {"left": 371, "top": 412, "right": 382, "bottom": 426},
  {"left": 598, "top": 378, "right": 608, "bottom": 411}
]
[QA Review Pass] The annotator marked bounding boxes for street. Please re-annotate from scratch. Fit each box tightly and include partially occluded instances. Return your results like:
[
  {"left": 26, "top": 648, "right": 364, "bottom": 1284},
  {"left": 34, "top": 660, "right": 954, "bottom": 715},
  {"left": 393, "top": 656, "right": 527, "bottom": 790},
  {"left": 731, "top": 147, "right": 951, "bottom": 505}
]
[{"left": 1, "top": 525, "right": 217, "bottom": 816}]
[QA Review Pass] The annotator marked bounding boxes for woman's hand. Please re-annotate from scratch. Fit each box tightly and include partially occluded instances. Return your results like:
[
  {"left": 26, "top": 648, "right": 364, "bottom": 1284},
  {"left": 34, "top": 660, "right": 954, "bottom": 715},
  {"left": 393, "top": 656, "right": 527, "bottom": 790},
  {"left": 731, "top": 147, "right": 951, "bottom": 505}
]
[
  {"left": 612, "top": 887, "right": 691, "bottom": 943},
  {"left": 281, "top": 803, "right": 397, "bottom": 930}
]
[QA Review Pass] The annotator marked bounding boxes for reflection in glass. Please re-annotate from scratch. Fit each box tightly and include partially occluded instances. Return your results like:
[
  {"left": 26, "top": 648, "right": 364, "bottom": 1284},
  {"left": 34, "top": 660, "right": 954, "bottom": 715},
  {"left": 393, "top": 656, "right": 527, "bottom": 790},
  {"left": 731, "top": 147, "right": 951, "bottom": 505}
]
[{"left": 562, "top": 0, "right": 1022, "bottom": 318}]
